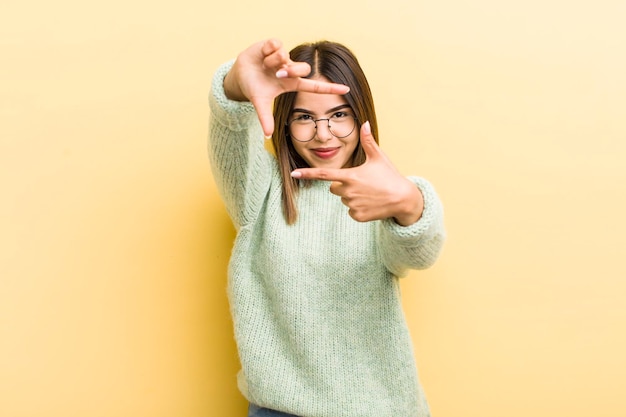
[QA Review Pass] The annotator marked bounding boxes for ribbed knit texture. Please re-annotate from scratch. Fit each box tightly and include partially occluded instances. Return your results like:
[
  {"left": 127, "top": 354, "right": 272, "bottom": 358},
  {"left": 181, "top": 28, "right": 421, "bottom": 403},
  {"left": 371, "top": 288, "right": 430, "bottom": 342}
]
[{"left": 208, "top": 61, "right": 445, "bottom": 417}]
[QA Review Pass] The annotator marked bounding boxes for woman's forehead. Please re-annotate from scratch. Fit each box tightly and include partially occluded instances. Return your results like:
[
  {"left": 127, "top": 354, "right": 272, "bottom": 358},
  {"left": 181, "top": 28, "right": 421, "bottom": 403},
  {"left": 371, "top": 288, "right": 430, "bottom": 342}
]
[{"left": 293, "top": 90, "right": 349, "bottom": 113}]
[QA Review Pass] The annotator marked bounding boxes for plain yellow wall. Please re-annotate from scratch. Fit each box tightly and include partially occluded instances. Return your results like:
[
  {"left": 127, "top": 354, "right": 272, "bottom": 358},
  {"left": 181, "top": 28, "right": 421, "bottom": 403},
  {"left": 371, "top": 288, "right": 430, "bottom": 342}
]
[{"left": 2, "top": 0, "right": 625, "bottom": 416}]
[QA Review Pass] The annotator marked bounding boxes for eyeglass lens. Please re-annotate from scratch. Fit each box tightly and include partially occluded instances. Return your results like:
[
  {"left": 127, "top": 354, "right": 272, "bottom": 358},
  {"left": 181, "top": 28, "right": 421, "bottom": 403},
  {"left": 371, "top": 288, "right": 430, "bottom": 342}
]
[{"left": 288, "top": 114, "right": 356, "bottom": 142}]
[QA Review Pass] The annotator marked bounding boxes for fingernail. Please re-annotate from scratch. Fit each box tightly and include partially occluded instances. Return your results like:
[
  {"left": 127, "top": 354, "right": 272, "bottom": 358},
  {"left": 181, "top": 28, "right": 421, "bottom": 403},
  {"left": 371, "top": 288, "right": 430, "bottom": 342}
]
[
  {"left": 290, "top": 171, "right": 302, "bottom": 178},
  {"left": 363, "top": 121, "right": 371, "bottom": 135},
  {"left": 276, "top": 69, "right": 288, "bottom": 78}
]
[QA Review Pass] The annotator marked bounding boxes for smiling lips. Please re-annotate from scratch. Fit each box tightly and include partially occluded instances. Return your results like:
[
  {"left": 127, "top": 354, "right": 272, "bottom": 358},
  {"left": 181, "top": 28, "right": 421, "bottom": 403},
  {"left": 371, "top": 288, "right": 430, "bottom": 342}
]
[{"left": 311, "top": 147, "right": 340, "bottom": 159}]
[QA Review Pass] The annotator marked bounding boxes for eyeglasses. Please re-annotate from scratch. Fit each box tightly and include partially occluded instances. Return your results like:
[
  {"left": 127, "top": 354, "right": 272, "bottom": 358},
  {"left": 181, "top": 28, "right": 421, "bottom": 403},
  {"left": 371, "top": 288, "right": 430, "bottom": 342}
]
[{"left": 286, "top": 111, "right": 358, "bottom": 142}]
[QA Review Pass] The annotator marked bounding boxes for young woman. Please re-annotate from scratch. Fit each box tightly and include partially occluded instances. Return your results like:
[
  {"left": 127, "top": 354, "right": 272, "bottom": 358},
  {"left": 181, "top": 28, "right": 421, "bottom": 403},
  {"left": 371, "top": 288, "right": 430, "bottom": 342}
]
[{"left": 208, "top": 39, "right": 445, "bottom": 417}]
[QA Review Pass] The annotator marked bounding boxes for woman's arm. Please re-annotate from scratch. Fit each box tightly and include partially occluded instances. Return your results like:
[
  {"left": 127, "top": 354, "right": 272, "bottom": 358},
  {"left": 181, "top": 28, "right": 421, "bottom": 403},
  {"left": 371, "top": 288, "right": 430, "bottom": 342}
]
[
  {"left": 208, "top": 39, "right": 351, "bottom": 228},
  {"left": 289, "top": 121, "right": 446, "bottom": 275},
  {"left": 377, "top": 176, "right": 446, "bottom": 277},
  {"left": 208, "top": 61, "right": 272, "bottom": 229},
  {"left": 221, "top": 39, "right": 350, "bottom": 138}
]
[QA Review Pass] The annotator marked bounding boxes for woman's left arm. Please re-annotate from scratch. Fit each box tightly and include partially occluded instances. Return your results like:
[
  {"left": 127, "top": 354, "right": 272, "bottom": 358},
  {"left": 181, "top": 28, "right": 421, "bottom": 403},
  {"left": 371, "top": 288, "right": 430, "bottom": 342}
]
[
  {"left": 377, "top": 176, "right": 446, "bottom": 277},
  {"left": 291, "top": 121, "right": 446, "bottom": 276}
]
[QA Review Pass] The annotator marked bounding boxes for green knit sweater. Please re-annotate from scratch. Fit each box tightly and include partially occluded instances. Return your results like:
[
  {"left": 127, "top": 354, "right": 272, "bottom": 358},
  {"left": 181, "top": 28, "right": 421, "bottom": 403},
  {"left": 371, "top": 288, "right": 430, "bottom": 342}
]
[{"left": 208, "top": 61, "right": 445, "bottom": 417}]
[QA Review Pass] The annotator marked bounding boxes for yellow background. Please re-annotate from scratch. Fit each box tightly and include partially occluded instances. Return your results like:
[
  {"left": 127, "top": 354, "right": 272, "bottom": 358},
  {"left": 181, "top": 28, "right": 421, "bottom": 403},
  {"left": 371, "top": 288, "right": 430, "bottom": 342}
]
[{"left": 2, "top": 0, "right": 625, "bottom": 416}]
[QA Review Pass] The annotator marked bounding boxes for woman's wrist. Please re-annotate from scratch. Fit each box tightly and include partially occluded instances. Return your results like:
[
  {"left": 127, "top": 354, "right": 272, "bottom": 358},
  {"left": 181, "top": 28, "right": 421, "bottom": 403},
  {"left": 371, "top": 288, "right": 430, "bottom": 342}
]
[
  {"left": 392, "top": 181, "right": 424, "bottom": 226},
  {"left": 223, "top": 69, "right": 247, "bottom": 102}
]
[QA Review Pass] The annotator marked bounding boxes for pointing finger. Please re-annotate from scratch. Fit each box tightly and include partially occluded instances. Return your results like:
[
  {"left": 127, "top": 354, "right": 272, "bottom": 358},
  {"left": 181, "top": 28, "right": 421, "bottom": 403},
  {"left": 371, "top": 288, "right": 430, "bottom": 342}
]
[{"left": 290, "top": 167, "right": 348, "bottom": 181}]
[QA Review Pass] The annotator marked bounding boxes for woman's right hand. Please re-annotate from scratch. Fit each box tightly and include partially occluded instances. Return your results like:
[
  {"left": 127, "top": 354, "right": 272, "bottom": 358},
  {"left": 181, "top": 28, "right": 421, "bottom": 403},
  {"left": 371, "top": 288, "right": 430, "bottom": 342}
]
[{"left": 223, "top": 39, "right": 350, "bottom": 138}]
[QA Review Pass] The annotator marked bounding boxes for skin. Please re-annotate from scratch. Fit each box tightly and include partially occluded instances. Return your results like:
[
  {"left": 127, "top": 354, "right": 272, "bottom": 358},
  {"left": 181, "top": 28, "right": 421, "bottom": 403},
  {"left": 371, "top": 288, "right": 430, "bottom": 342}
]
[
  {"left": 223, "top": 39, "right": 424, "bottom": 226},
  {"left": 223, "top": 39, "right": 350, "bottom": 138},
  {"left": 289, "top": 85, "right": 359, "bottom": 170},
  {"left": 291, "top": 121, "right": 424, "bottom": 226}
]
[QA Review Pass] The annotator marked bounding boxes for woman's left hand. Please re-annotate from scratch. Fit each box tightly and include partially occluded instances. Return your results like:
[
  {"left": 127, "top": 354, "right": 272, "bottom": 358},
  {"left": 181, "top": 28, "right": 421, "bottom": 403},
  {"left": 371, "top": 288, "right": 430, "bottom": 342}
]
[{"left": 291, "top": 122, "right": 424, "bottom": 226}]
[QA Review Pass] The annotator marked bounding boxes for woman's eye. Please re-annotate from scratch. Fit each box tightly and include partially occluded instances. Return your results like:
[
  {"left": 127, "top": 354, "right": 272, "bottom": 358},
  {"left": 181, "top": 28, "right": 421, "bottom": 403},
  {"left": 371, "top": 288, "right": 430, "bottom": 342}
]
[
  {"left": 332, "top": 111, "right": 349, "bottom": 119},
  {"left": 294, "top": 114, "right": 313, "bottom": 121}
]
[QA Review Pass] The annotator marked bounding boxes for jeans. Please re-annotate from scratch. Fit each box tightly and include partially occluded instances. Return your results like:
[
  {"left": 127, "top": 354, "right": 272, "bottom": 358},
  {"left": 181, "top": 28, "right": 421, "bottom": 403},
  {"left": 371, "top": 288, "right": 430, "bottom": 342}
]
[{"left": 248, "top": 403, "right": 300, "bottom": 417}]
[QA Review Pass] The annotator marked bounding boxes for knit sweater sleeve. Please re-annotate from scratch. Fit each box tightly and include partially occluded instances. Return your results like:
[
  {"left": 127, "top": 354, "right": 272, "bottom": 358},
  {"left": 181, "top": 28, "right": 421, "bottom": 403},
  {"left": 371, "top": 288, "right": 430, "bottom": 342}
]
[
  {"left": 208, "top": 60, "right": 274, "bottom": 229},
  {"left": 378, "top": 176, "right": 446, "bottom": 277}
]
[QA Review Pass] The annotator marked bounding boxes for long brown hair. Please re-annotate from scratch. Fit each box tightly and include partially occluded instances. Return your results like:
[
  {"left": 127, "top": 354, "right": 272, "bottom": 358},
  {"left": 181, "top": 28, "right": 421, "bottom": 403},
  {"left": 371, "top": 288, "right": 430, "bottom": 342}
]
[{"left": 271, "top": 41, "right": 379, "bottom": 224}]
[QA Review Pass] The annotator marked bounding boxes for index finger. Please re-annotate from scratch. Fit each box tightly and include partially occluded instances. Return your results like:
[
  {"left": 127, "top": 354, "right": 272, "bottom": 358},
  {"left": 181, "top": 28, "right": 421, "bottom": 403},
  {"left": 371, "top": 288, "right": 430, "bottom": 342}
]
[{"left": 290, "top": 167, "right": 349, "bottom": 181}]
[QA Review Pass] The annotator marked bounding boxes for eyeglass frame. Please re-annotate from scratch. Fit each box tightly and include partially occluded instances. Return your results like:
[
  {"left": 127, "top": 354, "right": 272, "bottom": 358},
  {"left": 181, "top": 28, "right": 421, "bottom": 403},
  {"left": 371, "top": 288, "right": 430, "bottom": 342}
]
[{"left": 285, "top": 113, "right": 359, "bottom": 143}]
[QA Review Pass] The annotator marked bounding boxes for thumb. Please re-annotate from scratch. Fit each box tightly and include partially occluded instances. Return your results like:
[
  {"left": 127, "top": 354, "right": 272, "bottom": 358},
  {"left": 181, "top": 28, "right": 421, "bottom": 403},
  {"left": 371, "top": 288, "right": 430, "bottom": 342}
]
[
  {"left": 251, "top": 97, "right": 275, "bottom": 138},
  {"left": 359, "top": 121, "right": 381, "bottom": 159}
]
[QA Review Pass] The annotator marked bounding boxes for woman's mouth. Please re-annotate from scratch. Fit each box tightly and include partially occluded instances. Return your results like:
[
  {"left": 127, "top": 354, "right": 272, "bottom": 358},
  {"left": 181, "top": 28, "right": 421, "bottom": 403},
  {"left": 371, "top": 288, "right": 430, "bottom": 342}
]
[{"left": 311, "top": 147, "right": 340, "bottom": 159}]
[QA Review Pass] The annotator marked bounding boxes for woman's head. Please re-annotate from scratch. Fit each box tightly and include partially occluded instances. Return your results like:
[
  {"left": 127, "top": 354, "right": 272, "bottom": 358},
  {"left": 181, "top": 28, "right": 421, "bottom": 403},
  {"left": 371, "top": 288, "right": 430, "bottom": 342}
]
[{"left": 272, "top": 41, "right": 378, "bottom": 224}]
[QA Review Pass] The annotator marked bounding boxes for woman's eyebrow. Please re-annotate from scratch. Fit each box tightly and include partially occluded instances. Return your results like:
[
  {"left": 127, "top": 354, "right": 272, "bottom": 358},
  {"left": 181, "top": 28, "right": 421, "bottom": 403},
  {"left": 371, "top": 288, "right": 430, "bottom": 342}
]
[{"left": 291, "top": 104, "right": 352, "bottom": 115}]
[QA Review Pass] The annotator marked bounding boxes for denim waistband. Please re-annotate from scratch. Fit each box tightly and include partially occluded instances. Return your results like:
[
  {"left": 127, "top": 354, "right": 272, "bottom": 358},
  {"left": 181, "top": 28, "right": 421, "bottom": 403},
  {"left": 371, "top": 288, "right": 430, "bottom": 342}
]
[{"left": 248, "top": 403, "right": 300, "bottom": 417}]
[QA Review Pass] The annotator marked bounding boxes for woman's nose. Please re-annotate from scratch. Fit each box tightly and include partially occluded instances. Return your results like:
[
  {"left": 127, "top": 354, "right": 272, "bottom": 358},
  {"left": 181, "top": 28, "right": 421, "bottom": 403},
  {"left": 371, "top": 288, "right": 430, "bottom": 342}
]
[{"left": 313, "top": 119, "right": 333, "bottom": 142}]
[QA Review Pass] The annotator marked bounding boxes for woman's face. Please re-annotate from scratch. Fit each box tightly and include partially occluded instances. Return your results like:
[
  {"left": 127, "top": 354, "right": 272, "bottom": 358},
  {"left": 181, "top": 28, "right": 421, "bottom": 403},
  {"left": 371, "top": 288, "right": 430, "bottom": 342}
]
[{"left": 288, "top": 82, "right": 360, "bottom": 170}]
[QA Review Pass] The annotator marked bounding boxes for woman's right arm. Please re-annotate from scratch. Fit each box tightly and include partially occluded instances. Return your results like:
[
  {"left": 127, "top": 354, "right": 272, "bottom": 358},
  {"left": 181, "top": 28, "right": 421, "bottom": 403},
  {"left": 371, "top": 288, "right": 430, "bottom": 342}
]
[
  {"left": 208, "top": 60, "right": 271, "bottom": 229},
  {"left": 208, "top": 39, "right": 351, "bottom": 228}
]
